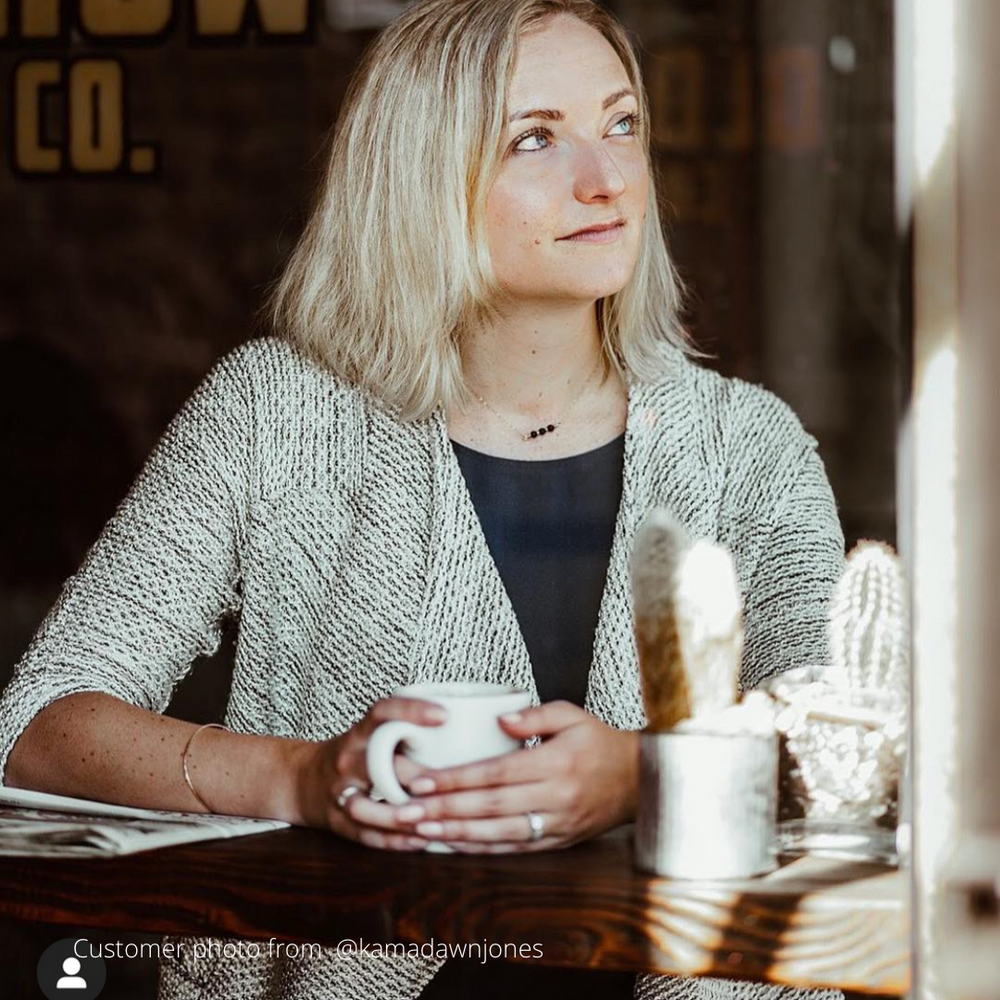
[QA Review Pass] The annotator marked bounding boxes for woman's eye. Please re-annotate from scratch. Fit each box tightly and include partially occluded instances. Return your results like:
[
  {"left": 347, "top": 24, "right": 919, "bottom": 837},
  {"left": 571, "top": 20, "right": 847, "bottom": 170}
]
[
  {"left": 513, "top": 129, "right": 551, "bottom": 153},
  {"left": 609, "top": 113, "right": 640, "bottom": 136}
]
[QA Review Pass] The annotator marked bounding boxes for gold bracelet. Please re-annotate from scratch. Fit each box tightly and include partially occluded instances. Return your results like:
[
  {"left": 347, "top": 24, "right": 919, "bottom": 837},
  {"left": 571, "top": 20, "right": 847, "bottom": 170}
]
[{"left": 181, "top": 722, "right": 229, "bottom": 813}]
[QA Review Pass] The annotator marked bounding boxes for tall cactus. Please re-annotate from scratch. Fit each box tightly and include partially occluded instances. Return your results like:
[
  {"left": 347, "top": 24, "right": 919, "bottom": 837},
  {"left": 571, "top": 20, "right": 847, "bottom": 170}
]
[
  {"left": 631, "top": 508, "right": 744, "bottom": 731},
  {"left": 826, "top": 540, "right": 909, "bottom": 702}
]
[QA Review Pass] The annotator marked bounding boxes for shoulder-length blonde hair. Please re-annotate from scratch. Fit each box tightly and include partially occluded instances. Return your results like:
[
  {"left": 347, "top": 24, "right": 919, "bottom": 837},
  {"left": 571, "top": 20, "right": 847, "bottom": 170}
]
[{"left": 263, "top": 0, "right": 693, "bottom": 422}]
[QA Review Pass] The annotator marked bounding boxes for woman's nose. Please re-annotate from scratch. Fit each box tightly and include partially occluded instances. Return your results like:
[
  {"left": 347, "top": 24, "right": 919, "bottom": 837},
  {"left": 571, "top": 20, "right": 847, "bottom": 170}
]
[{"left": 571, "top": 142, "right": 628, "bottom": 202}]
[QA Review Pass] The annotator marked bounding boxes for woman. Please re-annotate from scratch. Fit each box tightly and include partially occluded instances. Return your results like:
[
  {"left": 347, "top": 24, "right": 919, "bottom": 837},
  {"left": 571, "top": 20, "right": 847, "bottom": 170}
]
[{"left": 0, "top": 1, "right": 844, "bottom": 998}]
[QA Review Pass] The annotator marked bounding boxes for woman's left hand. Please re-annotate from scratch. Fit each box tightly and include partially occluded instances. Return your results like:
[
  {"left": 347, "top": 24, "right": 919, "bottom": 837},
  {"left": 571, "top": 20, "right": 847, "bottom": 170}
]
[{"left": 392, "top": 701, "right": 639, "bottom": 853}]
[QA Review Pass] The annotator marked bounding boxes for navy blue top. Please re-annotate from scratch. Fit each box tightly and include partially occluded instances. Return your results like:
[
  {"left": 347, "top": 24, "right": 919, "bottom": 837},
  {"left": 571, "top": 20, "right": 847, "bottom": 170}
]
[
  {"left": 451, "top": 430, "right": 626, "bottom": 707},
  {"left": 419, "top": 432, "right": 633, "bottom": 1000}
]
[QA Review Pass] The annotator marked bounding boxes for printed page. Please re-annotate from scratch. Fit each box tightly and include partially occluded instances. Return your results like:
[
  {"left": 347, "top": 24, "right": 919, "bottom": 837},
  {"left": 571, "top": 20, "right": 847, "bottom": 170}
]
[{"left": 0, "top": 787, "right": 290, "bottom": 858}]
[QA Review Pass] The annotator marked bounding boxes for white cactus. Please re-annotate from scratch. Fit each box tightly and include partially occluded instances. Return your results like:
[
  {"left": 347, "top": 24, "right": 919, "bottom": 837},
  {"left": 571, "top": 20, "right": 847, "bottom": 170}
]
[{"left": 826, "top": 540, "right": 910, "bottom": 702}]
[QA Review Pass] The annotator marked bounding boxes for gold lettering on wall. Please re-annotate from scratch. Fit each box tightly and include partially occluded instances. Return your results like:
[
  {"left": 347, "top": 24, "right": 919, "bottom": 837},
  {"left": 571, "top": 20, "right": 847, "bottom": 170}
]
[
  {"left": 193, "top": 0, "right": 310, "bottom": 35},
  {"left": 646, "top": 45, "right": 754, "bottom": 154},
  {"left": 69, "top": 59, "right": 124, "bottom": 171},
  {"left": 4, "top": 1, "right": 314, "bottom": 177},
  {"left": 716, "top": 48, "right": 753, "bottom": 153},
  {"left": 79, "top": 0, "right": 171, "bottom": 36},
  {"left": 22, "top": 0, "right": 61, "bottom": 36},
  {"left": 700, "top": 161, "right": 730, "bottom": 226},
  {"left": 658, "top": 160, "right": 734, "bottom": 227},
  {"left": 14, "top": 60, "right": 61, "bottom": 172},
  {"left": 658, "top": 161, "right": 695, "bottom": 223},
  {"left": 648, "top": 47, "right": 705, "bottom": 152},
  {"left": 765, "top": 45, "right": 823, "bottom": 153}
]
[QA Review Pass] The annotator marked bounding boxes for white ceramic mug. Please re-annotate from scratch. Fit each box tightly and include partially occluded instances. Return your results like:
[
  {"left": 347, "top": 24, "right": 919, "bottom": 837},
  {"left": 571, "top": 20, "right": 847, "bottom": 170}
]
[{"left": 366, "top": 681, "right": 531, "bottom": 805}]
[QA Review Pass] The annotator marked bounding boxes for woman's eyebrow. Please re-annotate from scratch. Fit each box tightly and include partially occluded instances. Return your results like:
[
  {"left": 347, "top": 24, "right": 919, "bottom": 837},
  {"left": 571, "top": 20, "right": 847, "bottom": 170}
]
[{"left": 507, "top": 86, "right": 637, "bottom": 124}]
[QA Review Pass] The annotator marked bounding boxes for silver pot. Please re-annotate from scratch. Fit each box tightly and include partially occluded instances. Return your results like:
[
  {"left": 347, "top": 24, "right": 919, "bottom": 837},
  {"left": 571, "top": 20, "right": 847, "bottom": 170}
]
[{"left": 634, "top": 730, "right": 779, "bottom": 879}]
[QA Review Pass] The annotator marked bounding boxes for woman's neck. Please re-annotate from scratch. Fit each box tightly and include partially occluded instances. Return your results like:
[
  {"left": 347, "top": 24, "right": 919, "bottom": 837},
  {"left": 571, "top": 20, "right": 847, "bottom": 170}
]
[
  {"left": 460, "top": 302, "right": 604, "bottom": 421},
  {"left": 447, "top": 301, "right": 628, "bottom": 460}
]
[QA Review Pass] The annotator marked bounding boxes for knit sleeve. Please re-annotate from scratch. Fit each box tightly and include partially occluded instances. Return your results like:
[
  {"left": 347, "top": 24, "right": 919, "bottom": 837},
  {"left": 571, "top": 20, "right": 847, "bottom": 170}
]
[
  {"left": 0, "top": 344, "right": 255, "bottom": 787},
  {"left": 738, "top": 435, "right": 845, "bottom": 691},
  {"left": 712, "top": 379, "right": 845, "bottom": 692}
]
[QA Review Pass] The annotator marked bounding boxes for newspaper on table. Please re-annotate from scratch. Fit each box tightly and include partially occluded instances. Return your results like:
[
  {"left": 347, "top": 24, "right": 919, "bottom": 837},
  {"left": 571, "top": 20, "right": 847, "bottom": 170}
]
[{"left": 0, "top": 785, "right": 290, "bottom": 858}]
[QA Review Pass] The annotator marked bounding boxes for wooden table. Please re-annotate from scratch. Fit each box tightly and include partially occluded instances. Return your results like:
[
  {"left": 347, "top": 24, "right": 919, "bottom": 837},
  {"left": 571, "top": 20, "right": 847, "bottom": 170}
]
[{"left": 0, "top": 824, "right": 908, "bottom": 995}]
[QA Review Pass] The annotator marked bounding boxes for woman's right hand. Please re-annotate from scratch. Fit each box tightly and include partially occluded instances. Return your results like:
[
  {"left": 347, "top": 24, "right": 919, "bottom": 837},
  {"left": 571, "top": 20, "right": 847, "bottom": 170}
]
[{"left": 289, "top": 696, "right": 446, "bottom": 851}]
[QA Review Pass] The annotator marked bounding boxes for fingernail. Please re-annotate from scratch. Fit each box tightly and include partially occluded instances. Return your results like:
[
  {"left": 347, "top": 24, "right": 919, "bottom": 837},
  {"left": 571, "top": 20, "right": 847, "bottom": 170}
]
[
  {"left": 416, "top": 821, "right": 444, "bottom": 837},
  {"left": 427, "top": 707, "right": 448, "bottom": 723},
  {"left": 397, "top": 804, "right": 425, "bottom": 822},
  {"left": 500, "top": 712, "right": 523, "bottom": 723},
  {"left": 410, "top": 777, "right": 435, "bottom": 794}
]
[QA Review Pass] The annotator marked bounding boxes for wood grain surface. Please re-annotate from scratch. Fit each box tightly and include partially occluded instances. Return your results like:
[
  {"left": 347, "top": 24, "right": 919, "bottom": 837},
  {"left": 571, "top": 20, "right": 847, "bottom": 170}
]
[{"left": 0, "top": 824, "right": 908, "bottom": 994}]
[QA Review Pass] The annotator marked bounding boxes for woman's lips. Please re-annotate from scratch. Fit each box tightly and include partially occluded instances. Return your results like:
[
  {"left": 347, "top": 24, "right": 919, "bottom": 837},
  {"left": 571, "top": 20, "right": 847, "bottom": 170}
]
[{"left": 559, "top": 222, "right": 625, "bottom": 243}]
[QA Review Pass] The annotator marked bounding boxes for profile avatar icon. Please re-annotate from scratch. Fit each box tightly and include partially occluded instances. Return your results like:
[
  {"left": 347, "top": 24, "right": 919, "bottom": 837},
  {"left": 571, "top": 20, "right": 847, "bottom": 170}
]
[
  {"left": 37, "top": 937, "right": 106, "bottom": 999},
  {"left": 56, "top": 957, "right": 87, "bottom": 989}
]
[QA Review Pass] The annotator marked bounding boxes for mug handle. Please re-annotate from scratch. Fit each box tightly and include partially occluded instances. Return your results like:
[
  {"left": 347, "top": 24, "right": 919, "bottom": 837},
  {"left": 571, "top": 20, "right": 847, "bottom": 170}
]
[{"left": 366, "top": 720, "right": 426, "bottom": 804}]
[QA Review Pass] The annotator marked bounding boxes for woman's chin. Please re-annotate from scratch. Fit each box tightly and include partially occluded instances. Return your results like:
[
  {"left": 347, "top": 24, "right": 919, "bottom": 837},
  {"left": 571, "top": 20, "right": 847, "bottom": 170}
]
[{"left": 541, "top": 269, "right": 635, "bottom": 303}]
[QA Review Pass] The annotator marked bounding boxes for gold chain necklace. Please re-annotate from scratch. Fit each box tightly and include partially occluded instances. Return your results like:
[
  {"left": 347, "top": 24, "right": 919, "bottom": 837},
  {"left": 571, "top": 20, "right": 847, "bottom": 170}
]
[{"left": 473, "top": 355, "right": 602, "bottom": 442}]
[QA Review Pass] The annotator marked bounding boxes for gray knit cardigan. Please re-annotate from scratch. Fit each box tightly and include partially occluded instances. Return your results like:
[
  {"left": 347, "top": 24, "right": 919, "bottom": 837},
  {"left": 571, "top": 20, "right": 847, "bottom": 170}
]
[{"left": 0, "top": 336, "right": 845, "bottom": 1000}]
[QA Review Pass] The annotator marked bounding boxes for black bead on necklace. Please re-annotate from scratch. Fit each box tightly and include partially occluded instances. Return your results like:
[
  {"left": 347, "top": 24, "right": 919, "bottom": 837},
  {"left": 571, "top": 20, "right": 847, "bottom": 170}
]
[
  {"left": 528, "top": 424, "right": 557, "bottom": 439},
  {"left": 473, "top": 355, "right": 602, "bottom": 442}
]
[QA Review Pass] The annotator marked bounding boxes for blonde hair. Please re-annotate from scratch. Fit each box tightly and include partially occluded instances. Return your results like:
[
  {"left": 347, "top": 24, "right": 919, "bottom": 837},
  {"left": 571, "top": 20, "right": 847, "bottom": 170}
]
[{"left": 263, "top": 0, "right": 693, "bottom": 422}]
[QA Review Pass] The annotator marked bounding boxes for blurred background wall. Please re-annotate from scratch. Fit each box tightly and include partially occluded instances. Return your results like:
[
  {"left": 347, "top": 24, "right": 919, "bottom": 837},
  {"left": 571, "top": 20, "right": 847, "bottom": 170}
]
[{"left": 0, "top": 1, "right": 902, "bottom": 996}]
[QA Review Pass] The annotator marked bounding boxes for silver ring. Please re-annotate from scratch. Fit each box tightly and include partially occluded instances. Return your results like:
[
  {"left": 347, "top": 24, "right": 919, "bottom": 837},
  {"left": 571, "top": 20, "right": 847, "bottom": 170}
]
[
  {"left": 336, "top": 784, "right": 362, "bottom": 810},
  {"left": 525, "top": 811, "right": 545, "bottom": 843}
]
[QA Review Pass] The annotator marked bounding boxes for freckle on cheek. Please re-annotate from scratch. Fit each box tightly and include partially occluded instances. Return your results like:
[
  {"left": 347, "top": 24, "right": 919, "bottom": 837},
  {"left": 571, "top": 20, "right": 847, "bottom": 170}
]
[{"left": 533, "top": 239, "right": 540, "bottom": 245}]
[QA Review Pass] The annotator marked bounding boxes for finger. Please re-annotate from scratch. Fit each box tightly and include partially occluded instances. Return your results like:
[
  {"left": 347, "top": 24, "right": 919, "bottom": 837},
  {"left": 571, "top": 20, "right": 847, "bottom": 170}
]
[
  {"left": 330, "top": 794, "right": 430, "bottom": 851},
  {"left": 332, "top": 777, "right": 372, "bottom": 811},
  {"left": 335, "top": 810, "right": 428, "bottom": 851},
  {"left": 413, "top": 813, "right": 553, "bottom": 844},
  {"left": 498, "top": 700, "right": 585, "bottom": 738},
  {"left": 332, "top": 747, "right": 420, "bottom": 796},
  {"left": 395, "top": 754, "right": 426, "bottom": 788},
  {"left": 345, "top": 789, "right": 428, "bottom": 831},
  {"left": 402, "top": 784, "right": 543, "bottom": 822},
  {"left": 408, "top": 746, "right": 541, "bottom": 795},
  {"left": 343, "top": 752, "right": 422, "bottom": 791},
  {"left": 363, "top": 696, "right": 449, "bottom": 731},
  {"left": 355, "top": 826, "right": 431, "bottom": 852}
]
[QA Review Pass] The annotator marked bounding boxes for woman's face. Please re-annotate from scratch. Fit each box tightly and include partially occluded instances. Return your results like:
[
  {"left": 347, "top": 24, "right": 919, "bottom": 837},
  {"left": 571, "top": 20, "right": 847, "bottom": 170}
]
[{"left": 485, "top": 14, "right": 649, "bottom": 306}]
